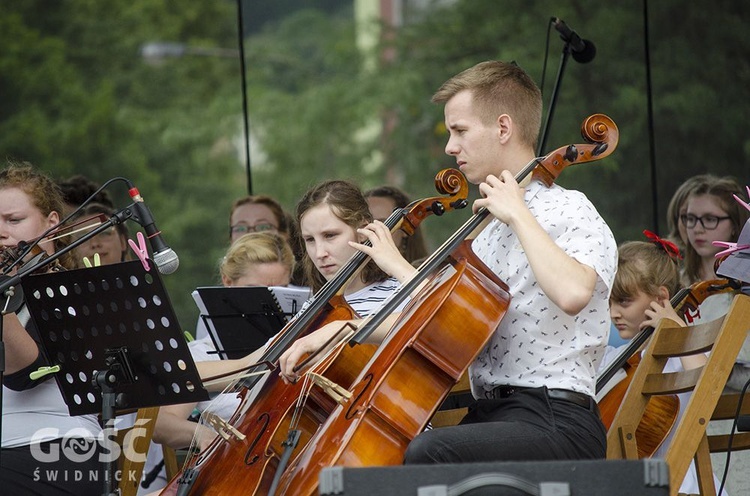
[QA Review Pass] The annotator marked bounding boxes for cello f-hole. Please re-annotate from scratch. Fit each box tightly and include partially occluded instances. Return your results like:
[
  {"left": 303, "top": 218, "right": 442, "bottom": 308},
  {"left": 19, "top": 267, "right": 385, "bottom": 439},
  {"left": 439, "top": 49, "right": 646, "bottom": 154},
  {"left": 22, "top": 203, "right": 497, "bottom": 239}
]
[
  {"left": 345, "top": 374, "right": 373, "bottom": 420},
  {"left": 244, "top": 413, "right": 271, "bottom": 466}
]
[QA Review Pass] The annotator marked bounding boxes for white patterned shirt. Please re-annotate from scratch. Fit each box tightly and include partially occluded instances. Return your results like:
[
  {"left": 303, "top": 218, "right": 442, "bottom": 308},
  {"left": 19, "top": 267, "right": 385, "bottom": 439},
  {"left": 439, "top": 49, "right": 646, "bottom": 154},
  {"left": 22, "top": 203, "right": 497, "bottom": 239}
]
[
  {"left": 469, "top": 179, "right": 617, "bottom": 398},
  {"left": 297, "top": 277, "right": 405, "bottom": 318}
]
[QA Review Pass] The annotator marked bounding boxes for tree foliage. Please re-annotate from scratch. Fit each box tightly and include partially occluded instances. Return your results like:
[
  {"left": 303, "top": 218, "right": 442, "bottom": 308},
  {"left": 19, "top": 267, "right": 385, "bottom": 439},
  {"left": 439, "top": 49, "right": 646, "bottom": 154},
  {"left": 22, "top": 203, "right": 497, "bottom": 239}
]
[{"left": 1, "top": 0, "right": 748, "bottom": 327}]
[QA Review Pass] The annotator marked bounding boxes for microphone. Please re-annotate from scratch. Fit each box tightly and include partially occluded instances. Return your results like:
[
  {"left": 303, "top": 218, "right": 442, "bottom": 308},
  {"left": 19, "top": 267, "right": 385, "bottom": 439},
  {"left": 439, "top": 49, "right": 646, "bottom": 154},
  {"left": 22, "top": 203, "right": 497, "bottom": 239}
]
[
  {"left": 127, "top": 185, "right": 180, "bottom": 275},
  {"left": 552, "top": 17, "right": 596, "bottom": 64}
]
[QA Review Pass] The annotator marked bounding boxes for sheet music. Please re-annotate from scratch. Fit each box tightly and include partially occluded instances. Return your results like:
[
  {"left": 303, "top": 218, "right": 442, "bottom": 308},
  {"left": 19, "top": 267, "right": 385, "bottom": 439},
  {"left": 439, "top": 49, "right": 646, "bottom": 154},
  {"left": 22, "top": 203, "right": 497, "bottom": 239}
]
[
  {"left": 268, "top": 285, "right": 311, "bottom": 318},
  {"left": 191, "top": 285, "right": 311, "bottom": 359}
]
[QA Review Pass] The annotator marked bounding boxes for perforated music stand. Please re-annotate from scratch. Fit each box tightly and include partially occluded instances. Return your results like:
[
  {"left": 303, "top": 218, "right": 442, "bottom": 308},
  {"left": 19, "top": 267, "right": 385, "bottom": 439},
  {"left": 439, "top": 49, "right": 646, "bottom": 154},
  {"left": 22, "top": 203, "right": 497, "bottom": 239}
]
[{"left": 21, "top": 260, "right": 208, "bottom": 494}]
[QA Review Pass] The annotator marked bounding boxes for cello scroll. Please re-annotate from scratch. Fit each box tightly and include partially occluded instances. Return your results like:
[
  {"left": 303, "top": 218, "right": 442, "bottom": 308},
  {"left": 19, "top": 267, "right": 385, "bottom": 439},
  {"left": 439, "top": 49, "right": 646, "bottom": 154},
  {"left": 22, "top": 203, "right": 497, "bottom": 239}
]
[
  {"left": 399, "top": 168, "right": 469, "bottom": 236},
  {"left": 532, "top": 113, "right": 619, "bottom": 186}
]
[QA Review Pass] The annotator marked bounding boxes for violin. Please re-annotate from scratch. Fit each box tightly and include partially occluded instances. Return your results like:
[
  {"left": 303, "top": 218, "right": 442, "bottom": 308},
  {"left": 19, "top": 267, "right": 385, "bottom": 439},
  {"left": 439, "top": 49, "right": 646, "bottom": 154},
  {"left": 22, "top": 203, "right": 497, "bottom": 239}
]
[
  {"left": 1, "top": 242, "right": 52, "bottom": 274},
  {"left": 596, "top": 278, "right": 740, "bottom": 458},
  {"left": 160, "top": 169, "right": 469, "bottom": 496},
  {"left": 273, "top": 114, "right": 619, "bottom": 496},
  {"left": 0, "top": 243, "right": 62, "bottom": 314}
]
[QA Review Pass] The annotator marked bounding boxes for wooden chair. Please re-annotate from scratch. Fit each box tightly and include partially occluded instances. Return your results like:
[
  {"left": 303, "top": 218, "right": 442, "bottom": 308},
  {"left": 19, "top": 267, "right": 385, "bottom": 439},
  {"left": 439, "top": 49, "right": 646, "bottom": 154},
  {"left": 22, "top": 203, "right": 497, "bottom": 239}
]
[
  {"left": 707, "top": 392, "right": 750, "bottom": 454},
  {"left": 700, "top": 391, "right": 750, "bottom": 494},
  {"left": 117, "top": 406, "right": 159, "bottom": 496},
  {"left": 607, "top": 293, "right": 750, "bottom": 496},
  {"left": 162, "top": 445, "right": 180, "bottom": 481}
]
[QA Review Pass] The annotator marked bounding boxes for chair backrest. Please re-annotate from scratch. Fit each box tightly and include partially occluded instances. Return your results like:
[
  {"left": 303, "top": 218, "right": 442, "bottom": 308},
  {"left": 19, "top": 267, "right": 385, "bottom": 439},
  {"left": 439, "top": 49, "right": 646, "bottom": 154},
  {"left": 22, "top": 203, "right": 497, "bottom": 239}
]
[
  {"left": 607, "top": 293, "right": 750, "bottom": 496},
  {"left": 117, "top": 406, "right": 159, "bottom": 496},
  {"left": 708, "top": 392, "right": 750, "bottom": 454}
]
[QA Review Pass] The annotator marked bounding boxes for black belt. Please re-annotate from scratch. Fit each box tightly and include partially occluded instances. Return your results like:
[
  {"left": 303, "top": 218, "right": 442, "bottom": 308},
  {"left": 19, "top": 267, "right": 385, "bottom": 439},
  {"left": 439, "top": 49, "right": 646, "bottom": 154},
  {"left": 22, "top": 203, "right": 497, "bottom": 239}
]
[{"left": 486, "top": 385, "right": 599, "bottom": 415}]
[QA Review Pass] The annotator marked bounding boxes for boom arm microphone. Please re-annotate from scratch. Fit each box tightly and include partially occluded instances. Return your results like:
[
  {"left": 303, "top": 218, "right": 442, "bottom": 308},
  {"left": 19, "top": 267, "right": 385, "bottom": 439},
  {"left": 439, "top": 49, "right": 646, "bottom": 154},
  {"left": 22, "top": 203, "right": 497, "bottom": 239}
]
[
  {"left": 552, "top": 17, "right": 596, "bottom": 64},
  {"left": 127, "top": 185, "right": 180, "bottom": 275}
]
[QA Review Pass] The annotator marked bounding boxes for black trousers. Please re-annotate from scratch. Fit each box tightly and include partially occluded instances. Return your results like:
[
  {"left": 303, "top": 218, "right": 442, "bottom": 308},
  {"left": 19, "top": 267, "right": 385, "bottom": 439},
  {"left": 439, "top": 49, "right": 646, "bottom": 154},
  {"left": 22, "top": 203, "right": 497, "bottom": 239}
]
[
  {"left": 0, "top": 440, "right": 104, "bottom": 496},
  {"left": 404, "top": 386, "right": 606, "bottom": 464}
]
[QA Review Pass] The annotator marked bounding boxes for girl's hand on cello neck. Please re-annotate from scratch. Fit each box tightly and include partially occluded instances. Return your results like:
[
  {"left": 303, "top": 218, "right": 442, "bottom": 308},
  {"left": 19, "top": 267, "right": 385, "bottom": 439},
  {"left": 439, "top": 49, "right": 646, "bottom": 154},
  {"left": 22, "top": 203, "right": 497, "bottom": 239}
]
[
  {"left": 351, "top": 220, "right": 417, "bottom": 285},
  {"left": 642, "top": 298, "right": 685, "bottom": 330}
]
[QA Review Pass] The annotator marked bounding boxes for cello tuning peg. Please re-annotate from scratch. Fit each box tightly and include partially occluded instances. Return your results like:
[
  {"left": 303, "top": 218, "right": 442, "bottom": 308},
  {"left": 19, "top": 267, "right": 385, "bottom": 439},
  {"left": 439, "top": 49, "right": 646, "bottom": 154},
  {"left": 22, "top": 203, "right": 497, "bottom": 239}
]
[
  {"left": 564, "top": 144, "right": 578, "bottom": 163},
  {"left": 563, "top": 144, "right": 579, "bottom": 162},
  {"left": 429, "top": 201, "right": 446, "bottom": 216},
  {"left": 450, "top": 199, "right": 468, "bottom": 210},
  {"left": 592, "top": 142, "right": 608, "bottom": 156}
]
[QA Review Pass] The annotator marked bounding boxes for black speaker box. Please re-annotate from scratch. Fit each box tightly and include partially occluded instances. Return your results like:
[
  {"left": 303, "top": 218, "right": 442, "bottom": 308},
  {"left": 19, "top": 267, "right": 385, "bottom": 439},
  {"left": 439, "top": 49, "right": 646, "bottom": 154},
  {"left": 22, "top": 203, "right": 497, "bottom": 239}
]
[{"left": 319, "top": 459, "right": 669, "bottom": 496}]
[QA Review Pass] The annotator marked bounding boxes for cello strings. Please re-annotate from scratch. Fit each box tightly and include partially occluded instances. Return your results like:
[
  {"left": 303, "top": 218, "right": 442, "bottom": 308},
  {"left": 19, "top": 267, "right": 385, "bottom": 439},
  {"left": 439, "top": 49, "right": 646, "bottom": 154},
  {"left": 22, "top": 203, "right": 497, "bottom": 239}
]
[
  {"left": 289, "top": 374, "right": 314, "bottom": 432},
  {"left": 289, "top": 331, "right": 356, "bottom": 431}
]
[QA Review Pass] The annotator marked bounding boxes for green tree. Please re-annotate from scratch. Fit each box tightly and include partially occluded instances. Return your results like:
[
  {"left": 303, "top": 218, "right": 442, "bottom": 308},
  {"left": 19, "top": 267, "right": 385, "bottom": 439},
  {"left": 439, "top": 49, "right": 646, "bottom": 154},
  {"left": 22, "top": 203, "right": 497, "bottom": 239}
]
[
  {"left": 0, "top": 0, "right": 246, "bottom": 327},
  {"left": 2, "top": 0, "right": 748, "bottom": 329}
]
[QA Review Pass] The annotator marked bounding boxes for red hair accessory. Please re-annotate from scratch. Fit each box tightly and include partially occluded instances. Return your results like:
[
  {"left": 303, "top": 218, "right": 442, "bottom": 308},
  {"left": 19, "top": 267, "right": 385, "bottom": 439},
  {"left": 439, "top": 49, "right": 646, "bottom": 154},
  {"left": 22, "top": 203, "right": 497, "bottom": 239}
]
[{"left": 643, "top": 230, "right": 683, "bottom": 260}]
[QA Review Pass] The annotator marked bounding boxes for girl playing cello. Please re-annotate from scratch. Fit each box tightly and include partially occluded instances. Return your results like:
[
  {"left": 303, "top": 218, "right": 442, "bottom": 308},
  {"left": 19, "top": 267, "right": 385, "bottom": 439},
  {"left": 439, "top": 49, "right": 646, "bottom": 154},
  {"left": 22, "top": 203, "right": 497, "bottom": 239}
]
[
  {"left": 604, "top": 232, "right": 727, "bottom": 494},
  {"left": 194, "top": 179, "right": 418, "bottom": 384},
  {"left": 158, "top": 178, "right": 424, "bottom": 495}
]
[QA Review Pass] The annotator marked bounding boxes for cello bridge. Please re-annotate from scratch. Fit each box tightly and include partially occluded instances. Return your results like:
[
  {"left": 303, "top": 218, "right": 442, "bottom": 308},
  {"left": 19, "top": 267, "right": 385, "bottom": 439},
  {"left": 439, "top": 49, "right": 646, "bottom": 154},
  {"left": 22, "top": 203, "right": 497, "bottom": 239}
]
[
  {"left": 204, "top": 412, "right": 247, "bottom": 442},
  {"left": 308, "top": 372, "right": 352, "bottom": 405}
]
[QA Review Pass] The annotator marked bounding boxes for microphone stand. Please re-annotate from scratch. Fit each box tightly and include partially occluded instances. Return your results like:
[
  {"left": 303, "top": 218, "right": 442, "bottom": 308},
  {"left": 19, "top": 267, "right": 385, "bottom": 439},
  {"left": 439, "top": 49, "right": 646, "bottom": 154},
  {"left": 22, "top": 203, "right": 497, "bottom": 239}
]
[
  {"left": 0, "top": 204, "right": 135, "bottom": 463},
  {"left": 537, "top": 42, "right": 574, "bottom": 156}
]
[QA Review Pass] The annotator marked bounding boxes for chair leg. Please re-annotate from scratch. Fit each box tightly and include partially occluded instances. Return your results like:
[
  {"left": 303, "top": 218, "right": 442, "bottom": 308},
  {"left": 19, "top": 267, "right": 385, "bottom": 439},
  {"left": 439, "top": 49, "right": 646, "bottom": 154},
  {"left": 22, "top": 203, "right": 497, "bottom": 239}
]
[
  {"left": 694, "top": 434, "right": 717, "bottom": 496},
  {"left": 119, "top": 407, "right": 159, "bottom": 496},
  {"left": 162, "top": 445, "right": 180, "bottom": 480}
]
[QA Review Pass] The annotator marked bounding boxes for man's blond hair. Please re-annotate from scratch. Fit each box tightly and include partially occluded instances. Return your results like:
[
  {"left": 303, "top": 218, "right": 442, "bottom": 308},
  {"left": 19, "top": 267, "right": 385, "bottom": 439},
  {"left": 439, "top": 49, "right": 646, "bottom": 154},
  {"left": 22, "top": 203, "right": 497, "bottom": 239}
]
[{"left": 432, "top": 61, "right": 542, "bottom": 150}]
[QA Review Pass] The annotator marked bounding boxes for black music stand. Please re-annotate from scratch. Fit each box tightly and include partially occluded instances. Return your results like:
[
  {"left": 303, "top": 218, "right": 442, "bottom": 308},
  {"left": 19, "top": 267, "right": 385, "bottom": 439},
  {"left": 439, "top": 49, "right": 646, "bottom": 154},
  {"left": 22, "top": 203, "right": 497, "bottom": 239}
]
[
  {"left": 194, "top": 286, "right": 292, "bottom": 360},
  {"left": 718, "top": 217, "right": 750, "bottom": 286},
  {"left": 21, "top": 260, "right": 208, "bottom": 496}
]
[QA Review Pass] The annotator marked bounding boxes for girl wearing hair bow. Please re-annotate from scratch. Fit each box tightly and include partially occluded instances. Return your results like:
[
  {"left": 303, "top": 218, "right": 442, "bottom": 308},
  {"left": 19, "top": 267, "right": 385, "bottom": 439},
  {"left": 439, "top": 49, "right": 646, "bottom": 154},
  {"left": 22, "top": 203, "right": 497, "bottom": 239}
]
[{"left": 603, "top": 230, "right": 726, "bottom": 495}]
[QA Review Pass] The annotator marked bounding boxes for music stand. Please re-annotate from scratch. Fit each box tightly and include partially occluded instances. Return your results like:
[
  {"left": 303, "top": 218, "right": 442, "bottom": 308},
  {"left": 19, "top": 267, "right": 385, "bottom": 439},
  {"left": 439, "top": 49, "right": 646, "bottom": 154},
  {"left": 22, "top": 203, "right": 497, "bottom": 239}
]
[
  {"left": 718, "top": 217, "right": 750, "bottom": 285},
  {"left": 194, "top": 286, "right": 291, "bottom": 360},
  {"left": 21, "top": 260, "right": 208, "bottom": 496}
]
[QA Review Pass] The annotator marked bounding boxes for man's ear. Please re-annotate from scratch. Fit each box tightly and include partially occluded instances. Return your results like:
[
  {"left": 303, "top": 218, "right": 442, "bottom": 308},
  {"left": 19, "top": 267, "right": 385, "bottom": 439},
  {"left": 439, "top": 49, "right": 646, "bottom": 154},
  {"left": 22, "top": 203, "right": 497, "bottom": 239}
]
[{"left": 496, "top": 114, "right": 512, "bottom": 144}]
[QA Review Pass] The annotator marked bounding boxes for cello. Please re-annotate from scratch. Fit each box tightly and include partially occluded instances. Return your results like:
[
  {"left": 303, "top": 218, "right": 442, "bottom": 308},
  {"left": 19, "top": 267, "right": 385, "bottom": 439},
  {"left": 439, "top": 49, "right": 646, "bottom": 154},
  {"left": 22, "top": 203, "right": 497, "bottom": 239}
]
[
  {"left": 273, "top": 114, "right": 619, "bottom": 495},
  {"left": 597, "top": 277, "right": 740, "bottom": 457},
  {"left": 160, "top": 169, "right": 469, "bottom": 495}
]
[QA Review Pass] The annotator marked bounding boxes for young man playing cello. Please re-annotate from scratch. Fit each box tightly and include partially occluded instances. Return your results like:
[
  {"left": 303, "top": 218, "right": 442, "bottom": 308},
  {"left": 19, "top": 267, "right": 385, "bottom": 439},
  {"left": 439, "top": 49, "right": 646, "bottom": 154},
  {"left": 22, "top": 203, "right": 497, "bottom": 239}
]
[{"left": 402, "top": 60, "right": 617, "bottom": 463}]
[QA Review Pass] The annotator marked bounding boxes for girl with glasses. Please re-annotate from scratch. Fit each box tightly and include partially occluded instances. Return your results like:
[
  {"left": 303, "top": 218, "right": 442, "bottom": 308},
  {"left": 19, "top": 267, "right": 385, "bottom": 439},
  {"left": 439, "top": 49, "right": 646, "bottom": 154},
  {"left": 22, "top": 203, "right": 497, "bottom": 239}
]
[
  {"left": 666, "top": 174, "right": 710, "bottom": 256},
  {"left": 681, "top": 175, "right": 748, "bottom": 287},
  {"left": 228, "top": 195, "right": 288, "bottom": 244},
  {"left": 678, "top": 176, "right": 750, "bottom": 491}
]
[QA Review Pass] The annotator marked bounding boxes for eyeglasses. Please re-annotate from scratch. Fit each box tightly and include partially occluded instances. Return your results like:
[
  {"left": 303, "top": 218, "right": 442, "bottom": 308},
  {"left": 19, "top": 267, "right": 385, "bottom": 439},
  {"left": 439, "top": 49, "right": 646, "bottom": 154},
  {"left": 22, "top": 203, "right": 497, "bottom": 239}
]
[
  {"left": 680, "top": 214, "right": 731, "bottom": 230},
  {"left": 230, "top": 223, "right": 278, "bottom": 236}
]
